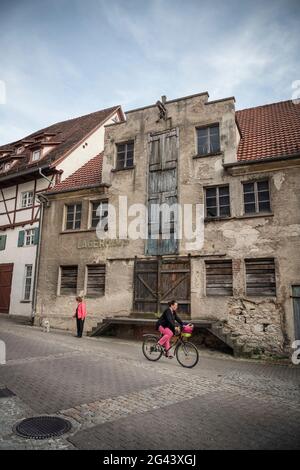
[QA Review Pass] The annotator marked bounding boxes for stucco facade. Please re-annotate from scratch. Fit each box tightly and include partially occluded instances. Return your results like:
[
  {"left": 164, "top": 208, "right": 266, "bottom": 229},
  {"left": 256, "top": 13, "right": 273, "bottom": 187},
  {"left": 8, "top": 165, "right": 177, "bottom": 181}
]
[{"left": 35, "top": 92, "right": 300, "bottom": 357}]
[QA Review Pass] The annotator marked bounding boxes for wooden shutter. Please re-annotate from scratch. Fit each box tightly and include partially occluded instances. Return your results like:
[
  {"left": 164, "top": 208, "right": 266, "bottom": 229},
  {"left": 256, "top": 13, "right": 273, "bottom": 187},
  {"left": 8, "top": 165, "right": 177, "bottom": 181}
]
[
  {"left": 245, "top": 258, "right": 276, "bottom": 296},
  {"left": 87, "top": 265, "right": 106, "bottom": 297},
  {"left": 17, "top": 230, "right": 25, "bottom": 247},
  {"left": 0, "top": 235, "right": 7, "bottom": 251},
  {"left": 292, "top": 286, "right": 300, "bottom": 340},
  {"left": 147, "top": 128, "right": 178, "bottom": 255},
  {"left": 60, "top": 266, "right": 78, "bottom": 295},
  {"left": 33, "top": 227, "right": 39, "bottom": 245},
  {"left": 206, "top": 260, "right": 233, "bottom": 296}
]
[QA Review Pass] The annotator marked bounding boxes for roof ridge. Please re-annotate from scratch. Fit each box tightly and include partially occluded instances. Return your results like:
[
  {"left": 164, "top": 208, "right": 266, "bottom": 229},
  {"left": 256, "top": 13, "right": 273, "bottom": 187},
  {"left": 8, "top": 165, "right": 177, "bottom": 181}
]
[
  {"left": 0, "top": 105, "right": 121, "bottom": 148},
  {"left": 236, "top": 99, "right": 293, "bottom": 114}
]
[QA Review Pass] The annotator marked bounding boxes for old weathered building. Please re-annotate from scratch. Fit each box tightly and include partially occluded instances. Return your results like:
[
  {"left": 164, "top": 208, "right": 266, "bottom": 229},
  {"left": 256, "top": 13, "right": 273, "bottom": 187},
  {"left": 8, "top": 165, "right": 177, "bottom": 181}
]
[{"left": 35, "top": 92, "right": 300, "bottom": 357}]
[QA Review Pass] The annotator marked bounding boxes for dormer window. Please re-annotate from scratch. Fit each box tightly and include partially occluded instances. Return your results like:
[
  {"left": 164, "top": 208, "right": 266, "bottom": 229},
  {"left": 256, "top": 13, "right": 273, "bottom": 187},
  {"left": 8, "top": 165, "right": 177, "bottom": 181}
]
[
  {"left": 32, "top": 149, "right": 41, "bottom": 162},
  {"left": 0, "top": 159, "right": 17, "bottom": 172}
]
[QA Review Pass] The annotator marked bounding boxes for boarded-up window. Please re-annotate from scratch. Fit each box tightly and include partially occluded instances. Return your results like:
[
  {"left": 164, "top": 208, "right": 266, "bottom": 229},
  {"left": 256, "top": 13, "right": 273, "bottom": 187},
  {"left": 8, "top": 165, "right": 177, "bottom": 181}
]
[
  {"left": 60, "top": 266, "right": 78, "bottom": 295},
  {"left": 245, "top": 258, "right": 276, "bottom": 296},
  {"left": 205, "top": 260, "right": 233, "bottom": 296},
  {"left": 86, "top": 265, "right": 106, "bottom": 297}
]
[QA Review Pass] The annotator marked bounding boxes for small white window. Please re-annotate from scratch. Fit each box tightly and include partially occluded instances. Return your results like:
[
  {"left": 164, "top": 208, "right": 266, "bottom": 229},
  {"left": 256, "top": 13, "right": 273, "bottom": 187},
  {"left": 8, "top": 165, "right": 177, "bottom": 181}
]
[
  {"left": 24, "top": 229, "right": 35, "bottom": 246},
  {"left": 21, "top": 191, "right": 34, "bottom": 208},
  {"left": 32, "top": 149, "right": 41, "bottom": 161},
  {"left": 23, "top": 265, "right": 33, "bottom": 300}
]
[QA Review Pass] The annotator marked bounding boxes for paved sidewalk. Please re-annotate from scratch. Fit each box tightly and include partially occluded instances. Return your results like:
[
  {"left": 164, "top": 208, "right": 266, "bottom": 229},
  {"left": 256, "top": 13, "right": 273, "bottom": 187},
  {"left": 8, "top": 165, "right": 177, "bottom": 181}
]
[{"left": 0, "top": 317, "right": 299, "bottom": 450}]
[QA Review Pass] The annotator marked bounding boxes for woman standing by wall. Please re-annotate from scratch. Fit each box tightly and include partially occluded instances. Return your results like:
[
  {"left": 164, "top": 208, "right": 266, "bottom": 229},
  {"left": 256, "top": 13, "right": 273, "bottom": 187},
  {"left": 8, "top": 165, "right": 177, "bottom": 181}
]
[{"left": 73, "top": 296, "right": 87, "bottom": 338}]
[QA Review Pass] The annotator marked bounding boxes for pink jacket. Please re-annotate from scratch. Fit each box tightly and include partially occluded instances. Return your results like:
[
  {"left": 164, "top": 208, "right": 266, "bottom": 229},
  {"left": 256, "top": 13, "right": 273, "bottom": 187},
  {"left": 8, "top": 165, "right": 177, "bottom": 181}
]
[{"left": 77, "top": 302, "right": 87, "bottom": 320}]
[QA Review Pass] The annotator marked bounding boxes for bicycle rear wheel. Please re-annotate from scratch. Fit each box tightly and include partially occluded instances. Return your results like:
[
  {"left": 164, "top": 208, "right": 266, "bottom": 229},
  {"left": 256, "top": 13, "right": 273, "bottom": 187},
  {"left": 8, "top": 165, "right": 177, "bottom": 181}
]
[
  {"left": 142, "top": 336, "right": 163, "bottom": 361},
  {"left": 176, "top": 341, "right": 199, "bottom": 368}
]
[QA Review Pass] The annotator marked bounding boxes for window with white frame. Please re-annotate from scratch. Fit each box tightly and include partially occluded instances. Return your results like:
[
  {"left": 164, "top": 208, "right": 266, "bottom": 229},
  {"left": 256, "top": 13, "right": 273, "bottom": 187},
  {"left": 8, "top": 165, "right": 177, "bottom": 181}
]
[
  {"left": 21, "top": 191, "right": 34, "bottom": 208},
  {"left": 243, "top": 180, "right": 271, "bottom": 214},
  {"left": 32, "top": 149, "right": 41, "bottom": 162},
  {"left": 24, "top": 229, "right": 35, "bottom": 246},
  {"left": 65, "top": 203, "right": 82, "bottom": 230},
  {"left": 90, "top": 200, "right": 108, "bottom": 230},
  {"left": 23, "top": 265, "right": 33, "bottom": 300},
  {"left": 205, "top": 185, "right": 230, "bottom": 218}
]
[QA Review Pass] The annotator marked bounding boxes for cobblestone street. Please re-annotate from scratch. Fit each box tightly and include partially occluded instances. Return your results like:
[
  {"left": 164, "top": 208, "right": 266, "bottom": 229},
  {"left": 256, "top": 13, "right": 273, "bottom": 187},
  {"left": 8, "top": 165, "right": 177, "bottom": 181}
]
[{"left": 0, "top": 317, "right": 299, "bottom": 450}]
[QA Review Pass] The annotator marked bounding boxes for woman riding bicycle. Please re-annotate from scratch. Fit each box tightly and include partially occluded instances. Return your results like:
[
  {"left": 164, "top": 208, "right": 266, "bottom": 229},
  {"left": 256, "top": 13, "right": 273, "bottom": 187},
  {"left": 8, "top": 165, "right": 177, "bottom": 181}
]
[{"left": 156, "top": 300, "right": 184, "bottom": 358}]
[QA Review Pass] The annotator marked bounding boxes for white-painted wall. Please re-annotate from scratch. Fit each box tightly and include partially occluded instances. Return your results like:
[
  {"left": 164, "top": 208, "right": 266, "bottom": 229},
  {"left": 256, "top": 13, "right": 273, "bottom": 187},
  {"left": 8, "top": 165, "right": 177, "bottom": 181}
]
[
  {"left": 0, "top": 178, "right": 49, "bottom": 316},
  {"left": 0, "top": 224, "right": 38, "bottom": 316},
  {"left": 57, "top": 113, "right": 119, "bottom": 180}
]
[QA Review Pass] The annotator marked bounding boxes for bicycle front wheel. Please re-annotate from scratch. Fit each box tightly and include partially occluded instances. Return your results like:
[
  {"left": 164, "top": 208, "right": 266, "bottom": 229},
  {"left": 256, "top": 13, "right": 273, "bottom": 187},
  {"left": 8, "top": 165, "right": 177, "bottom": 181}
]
[
  {"left": 176, "top": 341, "right": 199, "bottom": 368},
  {"left": 142, "top": 336, "right": 163, "bottom": 361}
]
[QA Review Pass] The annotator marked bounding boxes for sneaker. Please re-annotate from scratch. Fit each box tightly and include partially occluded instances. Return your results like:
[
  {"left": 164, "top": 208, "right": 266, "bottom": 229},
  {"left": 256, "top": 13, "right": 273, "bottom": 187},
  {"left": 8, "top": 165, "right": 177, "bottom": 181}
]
[{"left": 165, "top": 349, "right": 174, "bottom": 358}]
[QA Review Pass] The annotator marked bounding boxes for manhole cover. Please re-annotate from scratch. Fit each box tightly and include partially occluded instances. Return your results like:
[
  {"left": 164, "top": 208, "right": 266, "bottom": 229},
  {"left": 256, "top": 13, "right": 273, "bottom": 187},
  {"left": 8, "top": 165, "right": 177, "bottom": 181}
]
[{"left": 14, "top": 416, "right": 72, "bottom": 439}]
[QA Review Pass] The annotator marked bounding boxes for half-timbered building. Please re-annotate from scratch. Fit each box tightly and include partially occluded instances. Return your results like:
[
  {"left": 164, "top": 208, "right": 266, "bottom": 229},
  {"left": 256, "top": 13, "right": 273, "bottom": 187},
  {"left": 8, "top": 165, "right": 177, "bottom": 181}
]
[{"left": 0, "top": 105, "right": 124, "bottom": 317}]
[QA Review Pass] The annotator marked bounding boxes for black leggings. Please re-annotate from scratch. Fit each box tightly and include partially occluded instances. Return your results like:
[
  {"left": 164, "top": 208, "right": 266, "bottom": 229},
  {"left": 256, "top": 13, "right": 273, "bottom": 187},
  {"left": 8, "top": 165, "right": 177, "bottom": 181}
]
[{"left": 76, "top": 317, "right": 85, "bottom": 337}]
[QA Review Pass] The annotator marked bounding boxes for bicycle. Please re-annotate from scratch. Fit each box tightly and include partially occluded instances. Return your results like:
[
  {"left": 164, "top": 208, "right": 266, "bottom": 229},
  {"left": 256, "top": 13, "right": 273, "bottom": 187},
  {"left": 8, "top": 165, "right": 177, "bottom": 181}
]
[{"left": 142, "top": 325, "right": 199, "bottom": 368}]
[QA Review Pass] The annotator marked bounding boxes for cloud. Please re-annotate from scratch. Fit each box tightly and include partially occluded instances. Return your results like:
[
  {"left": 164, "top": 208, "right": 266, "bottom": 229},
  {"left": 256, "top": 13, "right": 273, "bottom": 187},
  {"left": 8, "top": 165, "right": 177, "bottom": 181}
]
[{"left": 0, "top": 0, "right": 299, "bottom": 144}]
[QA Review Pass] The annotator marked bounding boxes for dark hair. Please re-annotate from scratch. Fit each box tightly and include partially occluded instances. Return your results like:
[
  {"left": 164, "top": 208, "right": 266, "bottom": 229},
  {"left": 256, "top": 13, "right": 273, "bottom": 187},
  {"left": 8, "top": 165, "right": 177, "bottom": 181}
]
[
  {"left": 168, "top": 300, "right": 177, "bottom": 307},
  {"left": 76, "top": 296, "right": 83, "bottom": 302}
]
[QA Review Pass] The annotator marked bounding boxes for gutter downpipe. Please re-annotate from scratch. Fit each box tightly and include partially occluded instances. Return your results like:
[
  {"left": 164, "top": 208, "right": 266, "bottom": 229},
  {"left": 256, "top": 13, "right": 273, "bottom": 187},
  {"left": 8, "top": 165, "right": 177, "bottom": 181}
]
[{"left": 31, "top": 195, "right": 49, "bottom": 325}]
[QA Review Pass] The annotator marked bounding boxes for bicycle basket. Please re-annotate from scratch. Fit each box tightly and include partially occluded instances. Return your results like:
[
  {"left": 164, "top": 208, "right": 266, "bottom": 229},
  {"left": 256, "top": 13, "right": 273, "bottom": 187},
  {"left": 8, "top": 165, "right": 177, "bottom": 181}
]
[
  {"left": 181, "top": 332, "right": 192, "bottom": 338},
  {"left": 181, "top": 324, "right": 193, "bottom": 338}
]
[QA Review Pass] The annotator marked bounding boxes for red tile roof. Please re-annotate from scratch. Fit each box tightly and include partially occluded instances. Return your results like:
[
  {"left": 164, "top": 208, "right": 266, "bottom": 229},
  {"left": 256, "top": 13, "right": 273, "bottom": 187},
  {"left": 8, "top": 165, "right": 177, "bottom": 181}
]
[
  {"left": 48, "top": 152, "right": 103, "bottom": 193},
  {"left": 236, "top": 100, "right": 300, "bottom": 161},
  {"left": 0, "top": 106, "right": 122, "bottom": 177}
]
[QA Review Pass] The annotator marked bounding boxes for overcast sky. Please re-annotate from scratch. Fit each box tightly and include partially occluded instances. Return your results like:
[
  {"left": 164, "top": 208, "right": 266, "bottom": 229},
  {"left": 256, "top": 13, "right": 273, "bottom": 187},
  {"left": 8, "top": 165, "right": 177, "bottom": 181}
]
[{"left": 0, "top": 0, "right": 299, "bottom": 145}]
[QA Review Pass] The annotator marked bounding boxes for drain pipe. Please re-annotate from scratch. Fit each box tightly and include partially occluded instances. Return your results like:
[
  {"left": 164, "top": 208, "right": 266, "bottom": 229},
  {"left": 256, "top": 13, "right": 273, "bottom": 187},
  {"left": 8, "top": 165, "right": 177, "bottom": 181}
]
[
  {"left": 31, "top": 194, "right": 49, "bottom": 325},
  {"left": 38, "top": 167, "right": 53, "bottom": 185}
]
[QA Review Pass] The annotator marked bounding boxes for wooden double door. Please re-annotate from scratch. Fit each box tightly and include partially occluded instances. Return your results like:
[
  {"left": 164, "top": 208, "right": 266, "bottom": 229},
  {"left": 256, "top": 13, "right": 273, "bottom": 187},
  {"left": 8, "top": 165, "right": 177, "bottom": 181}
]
[
  {"left": 133, "top": 257, "right": 191, "bottom": 315},
  {"left": 147, "top": 128, "right": 179, "bottom": 255}
]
